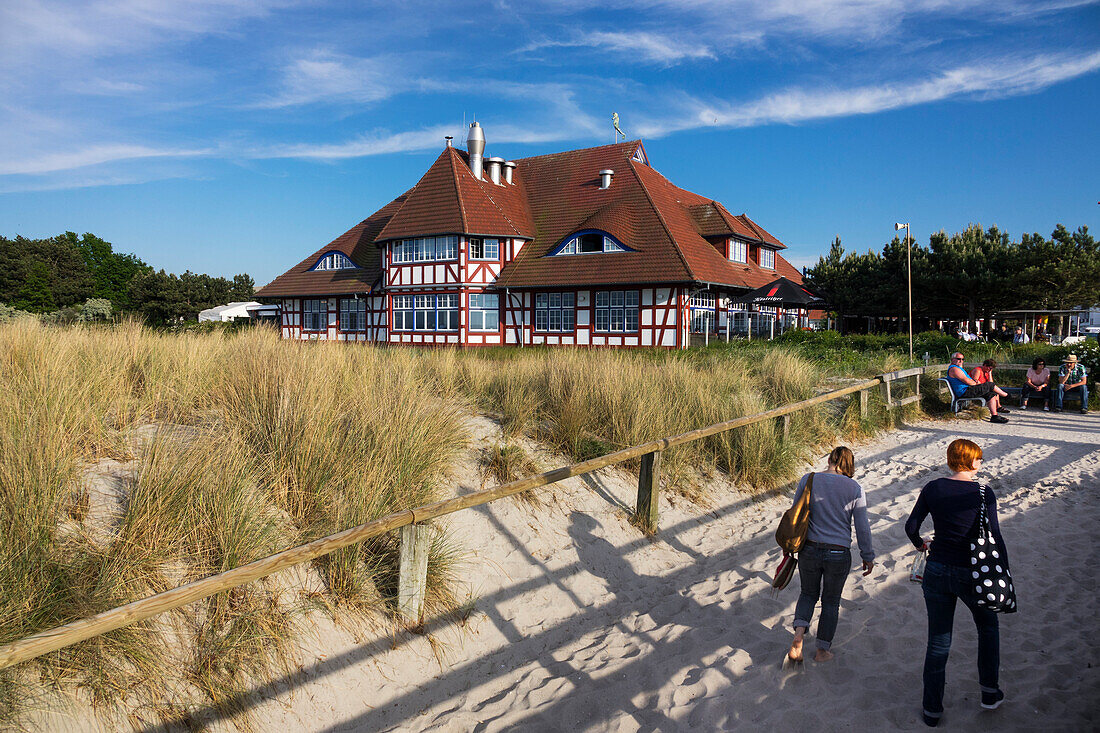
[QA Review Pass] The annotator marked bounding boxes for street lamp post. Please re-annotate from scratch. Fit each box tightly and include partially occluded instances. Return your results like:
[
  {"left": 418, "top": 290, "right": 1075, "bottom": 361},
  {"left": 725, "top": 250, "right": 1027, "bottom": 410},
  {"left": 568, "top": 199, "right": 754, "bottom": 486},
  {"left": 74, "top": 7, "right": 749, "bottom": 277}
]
[{"left": 895, "top": 222, "right": 913, "bottom": 361}]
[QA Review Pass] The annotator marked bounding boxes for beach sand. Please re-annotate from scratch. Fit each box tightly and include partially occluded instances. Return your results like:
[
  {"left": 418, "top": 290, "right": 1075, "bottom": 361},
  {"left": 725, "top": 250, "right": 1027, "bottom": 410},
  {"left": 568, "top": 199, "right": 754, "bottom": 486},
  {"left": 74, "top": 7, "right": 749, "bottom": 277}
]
[{"left": 34, "top": 410, "right": 1100, "bottom": 731}]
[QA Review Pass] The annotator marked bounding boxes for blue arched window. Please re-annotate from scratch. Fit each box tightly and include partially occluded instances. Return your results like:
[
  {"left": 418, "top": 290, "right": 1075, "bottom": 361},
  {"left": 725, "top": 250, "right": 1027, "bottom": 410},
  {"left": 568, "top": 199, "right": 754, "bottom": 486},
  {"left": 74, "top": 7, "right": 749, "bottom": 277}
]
[
  {"left": 549, "top": 230, "right": 632, "bottom": 256},
  {"left": 310, "top": 252, "right": 358, "bottom": 271}
]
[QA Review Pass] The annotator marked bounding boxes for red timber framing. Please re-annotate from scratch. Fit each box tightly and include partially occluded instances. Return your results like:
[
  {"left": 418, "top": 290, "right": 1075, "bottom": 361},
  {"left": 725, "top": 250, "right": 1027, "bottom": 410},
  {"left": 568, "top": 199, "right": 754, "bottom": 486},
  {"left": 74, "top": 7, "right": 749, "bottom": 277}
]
[
  {"left": 384, "top": 235, "right": 520, "bottom": 346},
  {"left": 279, "top": 296, "right": 388, "bottom": 343},
  {"left": 505, "top": 286, "right": 684, "bottom": 348},
  {"left": 257, "top": 137, "right": 809, "bottom": 350}
]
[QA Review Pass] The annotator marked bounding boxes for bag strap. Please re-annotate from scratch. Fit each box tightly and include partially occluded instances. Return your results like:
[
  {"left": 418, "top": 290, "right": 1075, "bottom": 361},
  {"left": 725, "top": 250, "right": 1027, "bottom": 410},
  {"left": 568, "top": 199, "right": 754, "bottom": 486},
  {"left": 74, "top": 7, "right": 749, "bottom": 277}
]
[
  {"left": 977, "top": 483, "right": 990, "bottom": 533},
  {"left": 806, "top": 472, "right": 814, "bottom": 498}
]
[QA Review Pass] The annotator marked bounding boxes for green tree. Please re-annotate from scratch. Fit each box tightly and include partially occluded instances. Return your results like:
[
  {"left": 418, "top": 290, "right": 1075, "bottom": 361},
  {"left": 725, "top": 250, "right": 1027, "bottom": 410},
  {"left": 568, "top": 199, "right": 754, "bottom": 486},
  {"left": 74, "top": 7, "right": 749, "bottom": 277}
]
[
  {"left": 0, "top": 235, "right": 93, "bottom": 312},
  {"left": 128, "top": 269, "right": 177, "bottom": 326},
  {"left": 230, "top": 273, "right": 255, "bottom": 301},
  {"left": 804, "top": 237, "right": 888, "bottom": 331},
  {"left": 1012, "top": 225, "right": 1100, "bottom": 336},
  {"left": 924, "top": 224, "right": 1013, "bottom": 331},
  {"left": 66, "top": 231, "right": 149, "bottom": 309}
]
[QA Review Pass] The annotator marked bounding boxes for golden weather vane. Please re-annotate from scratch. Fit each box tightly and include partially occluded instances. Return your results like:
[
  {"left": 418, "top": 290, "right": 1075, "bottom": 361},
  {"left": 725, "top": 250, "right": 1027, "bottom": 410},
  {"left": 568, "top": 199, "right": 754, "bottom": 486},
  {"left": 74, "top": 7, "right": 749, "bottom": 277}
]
[{"left": 613, "top": 112, "right": 625, "bottom": 142}]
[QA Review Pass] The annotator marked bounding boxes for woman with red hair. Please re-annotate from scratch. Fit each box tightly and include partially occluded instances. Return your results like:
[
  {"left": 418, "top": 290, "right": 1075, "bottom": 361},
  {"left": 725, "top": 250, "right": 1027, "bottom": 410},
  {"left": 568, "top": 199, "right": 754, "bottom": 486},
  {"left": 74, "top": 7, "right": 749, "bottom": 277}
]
[{"left": 905, "top": 439, "right": 1010, "bottom": 727}]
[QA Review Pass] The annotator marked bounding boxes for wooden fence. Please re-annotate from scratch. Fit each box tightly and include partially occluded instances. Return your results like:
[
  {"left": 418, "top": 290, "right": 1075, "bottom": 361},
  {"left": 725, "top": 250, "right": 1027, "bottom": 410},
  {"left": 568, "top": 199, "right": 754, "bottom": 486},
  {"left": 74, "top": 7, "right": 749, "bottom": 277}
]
[{"left": 0, "top": 363, "right": 953, "bottom": 671}]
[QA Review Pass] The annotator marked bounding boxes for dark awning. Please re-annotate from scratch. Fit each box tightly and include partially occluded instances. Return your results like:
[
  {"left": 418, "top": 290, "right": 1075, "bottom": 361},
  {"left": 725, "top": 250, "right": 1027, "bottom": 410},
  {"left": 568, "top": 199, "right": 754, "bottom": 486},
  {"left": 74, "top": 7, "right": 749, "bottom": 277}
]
[{"left": 735, "top": 277, "right": 826, "bottom": 308}]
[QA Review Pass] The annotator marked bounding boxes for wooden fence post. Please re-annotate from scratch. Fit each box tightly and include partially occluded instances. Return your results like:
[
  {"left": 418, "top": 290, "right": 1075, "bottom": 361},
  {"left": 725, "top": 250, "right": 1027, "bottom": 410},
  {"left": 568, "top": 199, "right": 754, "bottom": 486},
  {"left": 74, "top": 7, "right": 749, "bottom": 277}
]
[
  {"left": 634, "top": 450, "right": 661, "bottom": 534},
  {"left": 859, "top": 388, "right": 869, "bottom": 420},
  {"left": 398, "top": 524, "right": 431, "bottom": 626},
  {"left": 780, "top": 414, "right": 790, "bottom": 440},
  {"left": 911, "top": 373, "right": 920, "bottom": 400},
  {"left": 882, "top": 378, "right": 892, "bottom": 409}
]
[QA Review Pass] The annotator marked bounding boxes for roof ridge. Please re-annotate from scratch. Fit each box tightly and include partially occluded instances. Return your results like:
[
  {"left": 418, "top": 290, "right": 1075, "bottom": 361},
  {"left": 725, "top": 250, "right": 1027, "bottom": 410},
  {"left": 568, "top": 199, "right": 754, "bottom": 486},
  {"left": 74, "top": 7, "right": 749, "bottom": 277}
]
[
  {"left": 738, "top": 213, "right": 766, "bottom": 242},
  {"left": 446, "top": 148, "right": 471, "bottom": 234},
  {"left": 516, "top": 140, "right": 640, "bottom": 164},
  {"left": 479, "top": 187, "right": 523, "bottom": 237},
  {"left": 710, "top": 201, "right": 744, "bottom": 237},
  {"left": 628, "top": 158, "right": 696, "bottom": 282}
]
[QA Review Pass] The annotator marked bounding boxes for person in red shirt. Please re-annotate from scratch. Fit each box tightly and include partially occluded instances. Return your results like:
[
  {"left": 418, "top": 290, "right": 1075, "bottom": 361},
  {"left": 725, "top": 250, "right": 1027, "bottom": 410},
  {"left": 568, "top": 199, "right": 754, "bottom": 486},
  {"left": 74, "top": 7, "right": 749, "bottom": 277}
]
[{"left": 970, "top": 359, "right": 1010, "bottom": 402}]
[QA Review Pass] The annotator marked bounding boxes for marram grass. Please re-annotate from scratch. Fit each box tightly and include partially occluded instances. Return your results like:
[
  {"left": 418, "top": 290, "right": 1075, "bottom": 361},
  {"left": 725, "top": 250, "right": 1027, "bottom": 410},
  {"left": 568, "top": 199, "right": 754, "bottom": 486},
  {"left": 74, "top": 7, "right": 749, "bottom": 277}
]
[{"left": 0, "top": 322, "right": 904, "bottom": 728}]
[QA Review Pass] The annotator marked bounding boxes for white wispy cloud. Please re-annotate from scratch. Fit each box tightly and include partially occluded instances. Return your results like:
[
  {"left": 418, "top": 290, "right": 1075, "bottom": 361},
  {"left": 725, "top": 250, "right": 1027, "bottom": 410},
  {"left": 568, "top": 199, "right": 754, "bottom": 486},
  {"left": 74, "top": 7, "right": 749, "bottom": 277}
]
[
  {"left": 254, "top": 50, "right": 402, "bottom": 108},
  {"left": 541, "top": 0, "right": 1097, "bottom": 47},
  {"left": 521, "top": 30, "right": 718, "bottom": 64},
  {"left": 634, "top": 50, "right": 1100, "bottom": 136},
  {"left": 0, "top": 0, "right": 295, "bottom": 62},
  {"left": 254, "top": 80, "right": 605, "bottom": 159},
  {"left": 0, "top": 143, "right": 210, "bottom": 176}
]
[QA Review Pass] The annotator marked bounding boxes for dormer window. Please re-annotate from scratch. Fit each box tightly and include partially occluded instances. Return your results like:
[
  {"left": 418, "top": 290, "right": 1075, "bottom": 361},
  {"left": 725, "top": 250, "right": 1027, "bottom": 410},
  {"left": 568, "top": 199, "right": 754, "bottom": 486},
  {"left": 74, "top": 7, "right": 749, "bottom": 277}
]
[
  {"left": 311, "top": 252, "right": 357, "bottom": 271},
  {"left": 729, "top": 239, "right": 747, "bottom": 263},
  {"left": 759, "top": 247, "right": 775, "bottom": 270},
  {"left": 551, "top": 230, "right": 630, "bottom": 256}
]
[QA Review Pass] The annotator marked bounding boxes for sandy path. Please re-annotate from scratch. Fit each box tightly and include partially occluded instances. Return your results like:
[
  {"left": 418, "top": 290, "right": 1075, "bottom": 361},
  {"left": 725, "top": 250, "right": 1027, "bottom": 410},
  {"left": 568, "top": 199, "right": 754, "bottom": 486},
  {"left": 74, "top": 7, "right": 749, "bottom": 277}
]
[{"left": 35, "top": 411, "right": 1100, "bottom": 731}]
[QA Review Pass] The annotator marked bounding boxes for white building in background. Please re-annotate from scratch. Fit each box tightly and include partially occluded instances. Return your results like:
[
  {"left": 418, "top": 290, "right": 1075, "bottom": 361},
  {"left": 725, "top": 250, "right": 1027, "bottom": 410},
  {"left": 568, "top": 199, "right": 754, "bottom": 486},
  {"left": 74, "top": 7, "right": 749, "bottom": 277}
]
[{"left": 198, "top": 301, "right": 261, "bottom": 322}]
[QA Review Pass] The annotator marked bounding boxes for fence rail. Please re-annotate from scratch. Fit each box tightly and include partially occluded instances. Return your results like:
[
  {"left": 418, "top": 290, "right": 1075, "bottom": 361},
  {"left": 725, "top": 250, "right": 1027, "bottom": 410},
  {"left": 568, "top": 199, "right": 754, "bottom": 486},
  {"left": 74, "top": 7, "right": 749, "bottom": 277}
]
[{"left": 0, "top": 364, "right": 947, "bottom": 671}]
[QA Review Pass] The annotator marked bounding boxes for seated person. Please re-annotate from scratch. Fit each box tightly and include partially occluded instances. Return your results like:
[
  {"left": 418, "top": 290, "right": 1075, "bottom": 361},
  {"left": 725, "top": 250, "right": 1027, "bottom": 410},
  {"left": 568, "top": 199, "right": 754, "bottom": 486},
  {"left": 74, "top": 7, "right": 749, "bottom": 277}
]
[
  {"left": 1053, "top": 354, "right": 1089, "bottom": 414},
  {"left": 1013, "top": 326, "right": 1030, "bottom": 345},
  {"left": 946, "top": 352, "right": 1009, "bottom": 423},
  {"left": 970, "top": 359, "right": 1010, "bottom": 402},
  {"left": 1022, "top": 358, "right": 1051, "bottom": 410}
]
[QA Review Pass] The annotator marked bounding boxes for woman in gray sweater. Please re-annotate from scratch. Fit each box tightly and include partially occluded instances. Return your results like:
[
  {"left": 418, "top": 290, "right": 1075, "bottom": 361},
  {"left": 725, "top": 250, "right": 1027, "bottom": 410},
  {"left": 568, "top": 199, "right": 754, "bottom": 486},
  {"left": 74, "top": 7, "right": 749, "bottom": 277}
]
[{"left": 787, "top": 446, "right": 875, "bottom": 663}]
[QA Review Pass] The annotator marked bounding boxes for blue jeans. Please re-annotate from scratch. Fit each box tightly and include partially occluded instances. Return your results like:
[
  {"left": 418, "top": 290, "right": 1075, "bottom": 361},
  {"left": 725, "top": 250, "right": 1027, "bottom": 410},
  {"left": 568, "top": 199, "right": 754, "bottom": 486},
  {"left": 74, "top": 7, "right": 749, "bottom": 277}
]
[
  {"left": 921, "top": 561, "right": 1000, "bottom": 717},
  {"left": 1054, "top": 383, "right": 1088, "bottom": 410},
  {"left": 793, "top": 544, "right": 851, "bottom": 650}
]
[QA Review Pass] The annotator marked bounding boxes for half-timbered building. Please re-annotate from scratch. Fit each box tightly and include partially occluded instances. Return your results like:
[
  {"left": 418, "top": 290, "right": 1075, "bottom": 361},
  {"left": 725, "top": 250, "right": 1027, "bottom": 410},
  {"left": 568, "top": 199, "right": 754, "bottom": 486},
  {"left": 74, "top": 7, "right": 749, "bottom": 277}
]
[{"left": 256, "top": 123, "right": 807, "bottom": 348}]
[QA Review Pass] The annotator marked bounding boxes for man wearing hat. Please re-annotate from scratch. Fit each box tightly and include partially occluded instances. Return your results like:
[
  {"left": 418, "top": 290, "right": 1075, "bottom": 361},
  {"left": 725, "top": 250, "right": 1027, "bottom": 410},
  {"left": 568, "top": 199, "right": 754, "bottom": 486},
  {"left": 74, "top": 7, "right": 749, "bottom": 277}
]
[{"left": 1053, "top": 354, "right": 1089, "bottom": 413}]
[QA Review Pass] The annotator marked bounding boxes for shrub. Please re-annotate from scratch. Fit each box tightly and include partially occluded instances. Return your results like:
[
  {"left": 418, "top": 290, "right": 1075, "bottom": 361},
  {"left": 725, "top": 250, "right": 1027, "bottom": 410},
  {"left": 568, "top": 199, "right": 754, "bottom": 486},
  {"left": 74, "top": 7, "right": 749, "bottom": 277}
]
[{"left": 78, "top": 298, "right": 113, "bottom": 322}]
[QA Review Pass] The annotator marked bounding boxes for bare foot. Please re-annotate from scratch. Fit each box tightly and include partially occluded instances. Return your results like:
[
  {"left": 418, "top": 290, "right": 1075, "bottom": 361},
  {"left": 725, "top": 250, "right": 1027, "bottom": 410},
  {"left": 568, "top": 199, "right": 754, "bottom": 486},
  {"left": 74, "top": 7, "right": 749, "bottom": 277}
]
[
  {"left": 788, "top": 631, "right": 804, "bottom": 662},
  {"left": 814, "top": 649, "right": 834, "bottom": 662}
]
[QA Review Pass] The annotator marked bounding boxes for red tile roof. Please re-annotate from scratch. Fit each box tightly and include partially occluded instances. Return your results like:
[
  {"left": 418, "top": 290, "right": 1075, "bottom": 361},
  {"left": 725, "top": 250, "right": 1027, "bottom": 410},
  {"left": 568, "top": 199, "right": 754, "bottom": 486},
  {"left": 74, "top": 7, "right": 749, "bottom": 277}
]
[
  {"left": 495, "top": 141, "right": 796, "bottom": 289},
  {"left": 376, "top": 147, "right": 535, "bottom": 241},
  {"left": 255, "top": 191, "right": 406, "bottom": 298},
  {"left": 260, "top": 138, "right": 802, "bottom": 296}
]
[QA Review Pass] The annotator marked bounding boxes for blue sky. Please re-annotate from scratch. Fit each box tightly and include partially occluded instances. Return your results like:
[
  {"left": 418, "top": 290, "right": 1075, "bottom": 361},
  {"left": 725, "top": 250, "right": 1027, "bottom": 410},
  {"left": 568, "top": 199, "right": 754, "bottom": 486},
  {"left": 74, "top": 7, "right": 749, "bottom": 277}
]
[{"left": 1, "top": 0, "right": 1098, "bottom": 284}]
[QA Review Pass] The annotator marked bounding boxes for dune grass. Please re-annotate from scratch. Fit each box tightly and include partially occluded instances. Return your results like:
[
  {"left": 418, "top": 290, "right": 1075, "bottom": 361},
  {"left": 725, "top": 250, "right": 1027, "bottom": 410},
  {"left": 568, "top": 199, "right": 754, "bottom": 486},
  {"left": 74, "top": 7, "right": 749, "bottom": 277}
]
[
  {"left": 0, "top": 322, "right": 469, "bottom": 727},
  {"left": 0, "top": 321, "right": 907, "bottom": 727},
  {"left": 442, "top": 345, "right": 845, "bottom": 498}
]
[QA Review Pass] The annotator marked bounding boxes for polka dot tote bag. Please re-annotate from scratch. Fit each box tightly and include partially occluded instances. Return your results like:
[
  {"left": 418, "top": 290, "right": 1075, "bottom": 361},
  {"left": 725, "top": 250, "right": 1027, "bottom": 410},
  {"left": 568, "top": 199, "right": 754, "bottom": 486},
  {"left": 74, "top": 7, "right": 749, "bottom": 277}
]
[{"left": 970, "top": 484, "right": 1017, "bottom": 614}]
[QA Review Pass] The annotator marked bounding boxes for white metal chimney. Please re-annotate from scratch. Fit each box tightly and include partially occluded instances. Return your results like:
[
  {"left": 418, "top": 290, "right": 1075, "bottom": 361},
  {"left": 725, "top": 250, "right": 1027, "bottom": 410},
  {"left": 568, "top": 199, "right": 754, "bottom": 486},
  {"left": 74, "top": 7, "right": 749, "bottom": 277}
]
[
  {"left": 599, "top": 169, "right": 614, "bottom": 189},
  {"left": 467, "top": 122, "right": 485, "bottom": 179},
  {"left": 486, "top": 156, "right": 504, "bottom": 185},
  {"left": 503, "top": 161, "right": 516, "bottom": 185}
]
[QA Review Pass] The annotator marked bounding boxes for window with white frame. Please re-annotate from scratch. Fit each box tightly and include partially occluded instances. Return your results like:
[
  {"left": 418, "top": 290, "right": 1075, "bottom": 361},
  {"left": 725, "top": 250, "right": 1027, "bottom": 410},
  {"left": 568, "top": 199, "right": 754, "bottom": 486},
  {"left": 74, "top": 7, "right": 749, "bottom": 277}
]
[
  {"left": 436, "top": 294, "right": 459, "bottom": 330},
  {"left": 759, "top": 247, "right": 775, "bottom": 269},
  {"left": 303, "top": 299, "right": 326, "bottom": 331},
  {"left": 339, "top": 298, "right": 366, "bottom": 332},
  {"left": 469, "top": 293, "right": 499, "bottom": 331},
  {"left": 391, "top": 236, "right": 459, "bottom": 263},
  {"left": 729, "top": 239, "right": 747, "bottom": 263},
  {"left": 553, "top": 231, "right": 628, "bottom": 256},
  {"left": 393, "top": 295, "right": 415, "bottom": 331},
  {"left": 392, "top": 294, "right": 459, "bottom": 331},
  {"left": 312, "top": 252, "right": 357, "bottom": 271},
  {"left": 534, "top": 292, "right": 575, "bottom": 332},
  {"left": 595, "top": 290, "right": 639, "bottom": 332},
  {"left": 469, "top": 237, "right": 500, "bottom": 260},
  {"left": 689, "top": 292, "right": 716, "bottom": 334}
]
